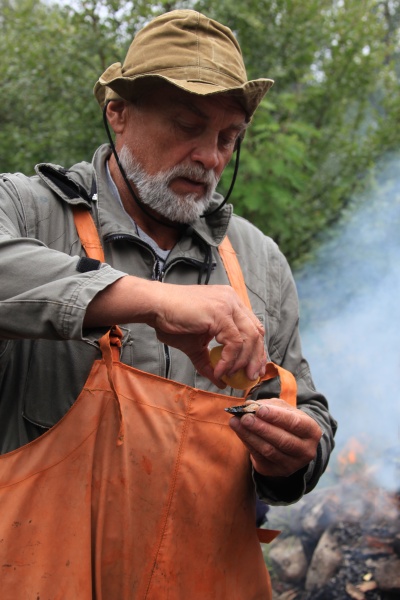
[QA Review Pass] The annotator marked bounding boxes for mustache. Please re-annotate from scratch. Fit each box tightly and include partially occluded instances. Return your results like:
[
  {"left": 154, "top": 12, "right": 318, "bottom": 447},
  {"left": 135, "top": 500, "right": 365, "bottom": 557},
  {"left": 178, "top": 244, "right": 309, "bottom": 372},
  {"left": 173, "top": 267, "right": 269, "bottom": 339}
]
[
  {"left": 164, "top": 164, "right": 219, "bottom": 188},
  {"left": 119, "top": 145, "right": 219, "bottom": 191}
]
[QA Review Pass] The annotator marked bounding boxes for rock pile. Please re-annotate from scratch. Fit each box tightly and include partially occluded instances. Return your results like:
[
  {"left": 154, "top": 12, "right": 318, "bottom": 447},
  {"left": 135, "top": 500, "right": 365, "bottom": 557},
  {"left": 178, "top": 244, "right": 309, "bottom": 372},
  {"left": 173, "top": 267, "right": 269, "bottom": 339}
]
[{"left": 264, "top": 474, "right": 400, "bottom": 599}]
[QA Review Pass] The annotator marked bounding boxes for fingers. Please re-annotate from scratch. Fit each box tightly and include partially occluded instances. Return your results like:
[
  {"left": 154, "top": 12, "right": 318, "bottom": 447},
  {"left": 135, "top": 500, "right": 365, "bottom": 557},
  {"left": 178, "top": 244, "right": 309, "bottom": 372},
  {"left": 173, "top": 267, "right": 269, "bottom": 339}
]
[
  {"left": 256, "top": 401, "right": 321, "bottom": 441},
  {"left": 229, "top": 402, "right": 322, "bottom": 477},
  {"left": 201, "top": 288, "right": 266, "bottom": 382},
  {"left": 215, "top": 309, "right": 266, "bottom": 380},
  {"left": 153, "top": 283, "right": 267, "bottom": 382}
]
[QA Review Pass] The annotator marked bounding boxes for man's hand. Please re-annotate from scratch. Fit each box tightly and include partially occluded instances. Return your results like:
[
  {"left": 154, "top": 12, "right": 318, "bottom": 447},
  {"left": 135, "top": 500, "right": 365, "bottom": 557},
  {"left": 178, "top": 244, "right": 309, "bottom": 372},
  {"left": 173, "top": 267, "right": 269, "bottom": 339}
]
[
  {"left": 84, "top": 276, "right": 266, "bottom": 387},
  {"left": 228, "top": 398, "right": 323, "bottom": 477},
  {"left": 152, "top": 282, "right": 266, "bottom": 387}
]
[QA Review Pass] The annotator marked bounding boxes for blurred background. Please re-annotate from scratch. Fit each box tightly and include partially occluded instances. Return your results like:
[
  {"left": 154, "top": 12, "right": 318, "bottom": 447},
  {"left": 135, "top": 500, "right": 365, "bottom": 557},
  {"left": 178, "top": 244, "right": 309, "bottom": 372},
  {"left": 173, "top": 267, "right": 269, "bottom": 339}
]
[
  {"left": 2, "top": 0, "right": 399, "bottom": 270},
  {"left": 296, "top": 153, "right": 400, "bottom": 493},
  {"left": 1, "top": 0, "right": 399, "bottom": 488}
]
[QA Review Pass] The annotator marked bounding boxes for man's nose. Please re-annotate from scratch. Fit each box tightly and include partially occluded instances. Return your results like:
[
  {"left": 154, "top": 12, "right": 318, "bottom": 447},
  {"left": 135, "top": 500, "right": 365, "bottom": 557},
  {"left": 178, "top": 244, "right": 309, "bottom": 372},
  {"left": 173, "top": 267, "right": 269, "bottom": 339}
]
[{"left": 190, "top": 136, "right": 220, "bottom": 171}]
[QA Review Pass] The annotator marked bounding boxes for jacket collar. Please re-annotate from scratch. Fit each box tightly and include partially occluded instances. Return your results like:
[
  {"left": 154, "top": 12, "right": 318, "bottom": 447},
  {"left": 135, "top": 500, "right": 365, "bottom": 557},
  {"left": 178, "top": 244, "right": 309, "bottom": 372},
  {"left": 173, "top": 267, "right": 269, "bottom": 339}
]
[{"left": 35, "top": 144, "right": 232, "bottom": 248}]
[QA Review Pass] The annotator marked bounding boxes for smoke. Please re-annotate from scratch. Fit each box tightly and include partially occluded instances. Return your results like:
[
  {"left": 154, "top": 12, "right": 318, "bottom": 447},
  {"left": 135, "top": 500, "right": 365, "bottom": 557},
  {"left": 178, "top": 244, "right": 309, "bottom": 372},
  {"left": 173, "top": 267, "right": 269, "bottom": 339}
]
[{"left": 294, "top": 153, "right": 400, "bottom": 491}]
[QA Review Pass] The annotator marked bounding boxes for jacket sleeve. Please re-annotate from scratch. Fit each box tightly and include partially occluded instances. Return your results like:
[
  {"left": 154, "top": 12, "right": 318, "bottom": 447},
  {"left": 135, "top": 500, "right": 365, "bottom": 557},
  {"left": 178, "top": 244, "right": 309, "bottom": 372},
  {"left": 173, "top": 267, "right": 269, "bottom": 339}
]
[
  {"left": 251, "top": 246, "right": 337, "bottom": 505},
  {"left": 0, "top": 174, "right": 126, "bottom": 342}
]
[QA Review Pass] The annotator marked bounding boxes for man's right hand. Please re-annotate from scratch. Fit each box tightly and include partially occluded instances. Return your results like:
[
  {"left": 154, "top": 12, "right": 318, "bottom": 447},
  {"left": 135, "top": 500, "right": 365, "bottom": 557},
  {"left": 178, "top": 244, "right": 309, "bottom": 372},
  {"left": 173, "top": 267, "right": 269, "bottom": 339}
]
[
  {"left": 84, "top": 276, "right": 266, "bottom": 387},
  {"left": 151, "top": 281, "right": 266, "bottom": 387}
]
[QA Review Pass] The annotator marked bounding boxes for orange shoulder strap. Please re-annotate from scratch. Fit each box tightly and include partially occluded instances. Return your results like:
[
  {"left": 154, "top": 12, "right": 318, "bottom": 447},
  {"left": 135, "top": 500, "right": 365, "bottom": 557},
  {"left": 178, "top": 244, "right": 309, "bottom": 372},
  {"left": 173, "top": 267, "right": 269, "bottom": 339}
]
[
  {"left": 218, "top": 236, "right": 252, "bottom": 310},
  {"left": 72, "top": 206, "right": 122, "bottom": 360},
  {"left": 219, "top": 236, "right": 297, "bottom": 407},
  {"left": 72, "top": 205, "right": 105, "bottom": 262}
]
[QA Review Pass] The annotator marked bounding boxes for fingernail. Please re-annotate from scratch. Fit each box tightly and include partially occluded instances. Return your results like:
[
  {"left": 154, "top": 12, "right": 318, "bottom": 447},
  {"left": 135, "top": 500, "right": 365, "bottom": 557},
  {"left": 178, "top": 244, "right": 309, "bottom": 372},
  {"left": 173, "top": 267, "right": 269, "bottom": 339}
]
[
  {"left": 241, "top": 414, "right": 255, "bottom": 427},
  {"left": 257, "top": 406, "right": 269, "bottom": 418}
]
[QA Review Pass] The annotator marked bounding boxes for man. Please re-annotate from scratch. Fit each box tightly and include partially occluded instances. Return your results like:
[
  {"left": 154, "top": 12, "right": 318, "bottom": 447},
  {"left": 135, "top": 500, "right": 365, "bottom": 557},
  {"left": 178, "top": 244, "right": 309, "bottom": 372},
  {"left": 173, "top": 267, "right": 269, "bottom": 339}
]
[{"left": 0, "top": 9, "right": 336, "bottom": 599}]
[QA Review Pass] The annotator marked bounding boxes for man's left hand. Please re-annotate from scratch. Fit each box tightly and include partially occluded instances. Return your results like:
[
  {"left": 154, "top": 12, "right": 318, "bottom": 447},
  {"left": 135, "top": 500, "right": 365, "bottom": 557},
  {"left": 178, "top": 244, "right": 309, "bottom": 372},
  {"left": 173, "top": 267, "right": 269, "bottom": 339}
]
[{"left": 229, "top": 398, "right": 322, "bottom": 478}]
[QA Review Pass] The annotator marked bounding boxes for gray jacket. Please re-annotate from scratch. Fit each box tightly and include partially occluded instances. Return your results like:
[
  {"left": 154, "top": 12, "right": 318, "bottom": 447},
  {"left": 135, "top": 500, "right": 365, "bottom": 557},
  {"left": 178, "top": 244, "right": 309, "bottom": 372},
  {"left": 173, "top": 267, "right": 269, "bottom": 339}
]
[{"left": 0, "top": 144, "right": 336, "bottom": 504}]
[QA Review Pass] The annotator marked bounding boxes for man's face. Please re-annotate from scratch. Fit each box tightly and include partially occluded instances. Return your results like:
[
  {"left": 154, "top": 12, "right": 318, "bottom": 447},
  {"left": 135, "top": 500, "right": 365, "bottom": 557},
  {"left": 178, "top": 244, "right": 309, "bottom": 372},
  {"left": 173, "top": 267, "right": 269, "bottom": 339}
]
[{"left": 116, "top": 85, "right": 248, "bottom": 223}]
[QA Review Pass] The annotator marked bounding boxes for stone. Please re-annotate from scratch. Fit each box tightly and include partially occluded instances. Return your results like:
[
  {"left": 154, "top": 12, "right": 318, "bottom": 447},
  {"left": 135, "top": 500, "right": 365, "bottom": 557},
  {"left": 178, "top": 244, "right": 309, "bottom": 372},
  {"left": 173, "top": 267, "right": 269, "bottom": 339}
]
[
  {"left": 305, "top": 528, "right": 343, "bottom": 591},
  {"left": 269, "top": 535, "right": 308, "bottom": 583},
  {"left": 374, "top": 557, "right": 400, "bottom": 592}
]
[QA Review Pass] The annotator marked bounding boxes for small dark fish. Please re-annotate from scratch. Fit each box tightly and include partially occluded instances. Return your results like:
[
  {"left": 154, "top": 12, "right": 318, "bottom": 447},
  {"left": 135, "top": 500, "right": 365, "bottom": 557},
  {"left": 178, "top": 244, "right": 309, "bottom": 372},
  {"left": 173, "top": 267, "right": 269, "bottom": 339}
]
[{"left": 225, "top": 402, "right": 260, "bottom": 417}]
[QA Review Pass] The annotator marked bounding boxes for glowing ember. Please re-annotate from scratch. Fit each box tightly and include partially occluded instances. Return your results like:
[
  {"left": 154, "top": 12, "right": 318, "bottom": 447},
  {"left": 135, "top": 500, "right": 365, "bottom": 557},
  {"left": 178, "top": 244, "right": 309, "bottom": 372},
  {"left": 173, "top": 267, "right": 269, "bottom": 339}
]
[{"left": 336, "top": 438, "right": 367, "bottom": 476}]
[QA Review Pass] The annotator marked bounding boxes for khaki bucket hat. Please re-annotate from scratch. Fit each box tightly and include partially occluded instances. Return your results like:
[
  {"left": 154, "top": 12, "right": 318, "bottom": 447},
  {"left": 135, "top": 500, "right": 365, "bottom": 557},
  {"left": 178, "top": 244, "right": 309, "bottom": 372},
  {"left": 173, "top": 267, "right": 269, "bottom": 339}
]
[{"left": 94, "top": 9, "right": 273, "bottom": 119}]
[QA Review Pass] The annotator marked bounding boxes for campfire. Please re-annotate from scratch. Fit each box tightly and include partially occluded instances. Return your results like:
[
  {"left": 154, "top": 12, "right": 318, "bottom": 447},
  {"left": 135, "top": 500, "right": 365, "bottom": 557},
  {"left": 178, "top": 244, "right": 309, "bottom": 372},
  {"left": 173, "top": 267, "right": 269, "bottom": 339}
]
[{"left": 264, "top": 440, "right": 400, "bottom": 599}]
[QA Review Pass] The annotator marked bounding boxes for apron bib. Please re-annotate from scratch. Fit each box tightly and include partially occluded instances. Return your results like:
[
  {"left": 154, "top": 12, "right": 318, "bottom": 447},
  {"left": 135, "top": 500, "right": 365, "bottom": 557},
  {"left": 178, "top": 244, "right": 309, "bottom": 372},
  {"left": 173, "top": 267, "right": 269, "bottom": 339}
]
[{"left": 0, "top": 208, "right": 296, "bottom": 599}]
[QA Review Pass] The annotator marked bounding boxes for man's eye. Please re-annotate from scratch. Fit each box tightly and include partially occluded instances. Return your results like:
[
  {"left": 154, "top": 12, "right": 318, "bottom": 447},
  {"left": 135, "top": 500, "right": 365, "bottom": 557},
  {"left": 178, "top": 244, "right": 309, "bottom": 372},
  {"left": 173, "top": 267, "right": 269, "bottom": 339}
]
[
  {"left": 219, "top": 135, "right": 237, "bottom": 149},
  {"left": 177, "top": 121, "right": 199, "bottom": 133}
]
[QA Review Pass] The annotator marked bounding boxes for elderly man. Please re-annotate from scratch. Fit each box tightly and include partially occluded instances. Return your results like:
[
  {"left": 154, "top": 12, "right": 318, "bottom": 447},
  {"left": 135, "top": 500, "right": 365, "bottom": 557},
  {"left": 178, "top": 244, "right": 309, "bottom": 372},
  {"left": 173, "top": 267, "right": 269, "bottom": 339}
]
[{"left": 0, "top": 9, "right": 336, "bottom": 599}]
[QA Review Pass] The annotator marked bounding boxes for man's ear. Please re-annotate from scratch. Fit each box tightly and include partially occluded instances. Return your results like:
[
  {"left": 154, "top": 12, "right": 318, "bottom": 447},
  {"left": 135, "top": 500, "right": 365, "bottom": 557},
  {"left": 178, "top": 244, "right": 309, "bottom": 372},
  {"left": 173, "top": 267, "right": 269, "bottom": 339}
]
[{"left": 105, "top": 100, "right": 129, "bottom": 134}]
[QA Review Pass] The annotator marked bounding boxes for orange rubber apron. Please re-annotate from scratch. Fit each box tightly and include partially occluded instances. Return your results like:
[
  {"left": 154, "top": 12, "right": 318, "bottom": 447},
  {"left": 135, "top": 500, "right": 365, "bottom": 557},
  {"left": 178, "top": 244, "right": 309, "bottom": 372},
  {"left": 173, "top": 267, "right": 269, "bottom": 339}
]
[{"left": 0, "top": 208, "right": 296, "bottom": 599}]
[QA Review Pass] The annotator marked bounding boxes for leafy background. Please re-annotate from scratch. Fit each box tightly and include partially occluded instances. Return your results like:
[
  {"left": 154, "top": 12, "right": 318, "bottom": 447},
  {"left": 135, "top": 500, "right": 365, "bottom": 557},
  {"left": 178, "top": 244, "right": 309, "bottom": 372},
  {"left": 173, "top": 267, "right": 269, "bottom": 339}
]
[{"left": 1, "top": 0, "right": 399, "bottom": 267}]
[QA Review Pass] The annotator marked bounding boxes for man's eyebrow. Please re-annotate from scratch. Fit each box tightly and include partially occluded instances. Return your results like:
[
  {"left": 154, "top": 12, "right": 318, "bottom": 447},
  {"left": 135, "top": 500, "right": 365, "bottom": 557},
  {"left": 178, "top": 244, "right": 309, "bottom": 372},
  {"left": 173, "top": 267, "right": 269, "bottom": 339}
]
[
  {"left": 174, "top": 99, "right": 249, "bottom": 132},
  {"left": 230, "top": 121, "right": 250, "bottom": 134}
]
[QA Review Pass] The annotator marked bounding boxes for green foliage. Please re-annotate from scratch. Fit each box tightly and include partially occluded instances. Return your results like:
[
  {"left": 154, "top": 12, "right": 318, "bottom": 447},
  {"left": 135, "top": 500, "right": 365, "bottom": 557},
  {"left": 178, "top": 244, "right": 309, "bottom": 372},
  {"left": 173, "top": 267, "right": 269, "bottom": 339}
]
[
  {"left": 0, "top": 0, "right": 106, "bottom": 172},
  {"left": 196, "top": 0, "right": 400, "bottom": 265},
  {"left": 0, "top": 0, "right": 399, "bottom": 265}
]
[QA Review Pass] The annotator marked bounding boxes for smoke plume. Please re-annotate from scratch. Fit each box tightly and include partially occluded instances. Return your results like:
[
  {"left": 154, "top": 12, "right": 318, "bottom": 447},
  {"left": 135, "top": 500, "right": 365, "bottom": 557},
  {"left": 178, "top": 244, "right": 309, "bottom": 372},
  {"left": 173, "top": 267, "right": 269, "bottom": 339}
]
[{"left": 294, "top": 153, "right": 400, "bottom": 490}]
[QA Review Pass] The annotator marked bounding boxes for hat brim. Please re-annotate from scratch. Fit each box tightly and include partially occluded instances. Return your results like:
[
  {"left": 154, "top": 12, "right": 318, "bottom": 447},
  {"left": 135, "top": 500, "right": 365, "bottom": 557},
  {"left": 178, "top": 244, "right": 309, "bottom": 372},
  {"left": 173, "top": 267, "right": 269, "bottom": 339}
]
[{"left": 94, "top": 69, "right": 274, "bottom": 119}]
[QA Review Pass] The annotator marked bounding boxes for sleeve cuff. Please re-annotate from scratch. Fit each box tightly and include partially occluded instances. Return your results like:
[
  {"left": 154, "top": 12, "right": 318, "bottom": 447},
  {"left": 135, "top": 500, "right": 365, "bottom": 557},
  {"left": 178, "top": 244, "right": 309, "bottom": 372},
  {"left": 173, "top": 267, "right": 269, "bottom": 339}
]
[{"left": 253, "top": 442, "right": 322, "bottom": 505}]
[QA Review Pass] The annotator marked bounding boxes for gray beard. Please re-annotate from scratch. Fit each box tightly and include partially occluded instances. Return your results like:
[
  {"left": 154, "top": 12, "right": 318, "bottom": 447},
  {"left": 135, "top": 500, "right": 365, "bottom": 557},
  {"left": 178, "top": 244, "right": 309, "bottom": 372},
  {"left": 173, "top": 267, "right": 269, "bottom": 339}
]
[{"left": 118, "top": 145, "right": 219, "bottom": 224}]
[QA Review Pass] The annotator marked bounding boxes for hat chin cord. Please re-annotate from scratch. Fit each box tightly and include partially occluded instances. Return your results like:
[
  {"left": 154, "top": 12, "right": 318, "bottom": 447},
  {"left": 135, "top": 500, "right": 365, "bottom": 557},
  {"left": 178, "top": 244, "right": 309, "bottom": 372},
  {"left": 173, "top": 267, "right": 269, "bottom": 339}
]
[{"left": 102, "top": 102, "right": 241, "bottom": 229}]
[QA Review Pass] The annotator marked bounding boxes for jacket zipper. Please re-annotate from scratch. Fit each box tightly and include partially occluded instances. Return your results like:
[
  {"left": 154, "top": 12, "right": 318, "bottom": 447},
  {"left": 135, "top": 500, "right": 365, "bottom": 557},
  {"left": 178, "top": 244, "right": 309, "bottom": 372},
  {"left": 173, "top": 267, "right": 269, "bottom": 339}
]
[
  {"left": 105, "top": 233, "right": 212, "bottom": 269},
  {"left": 152, "top": 258, "right": 171, "bottom": 379}
]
